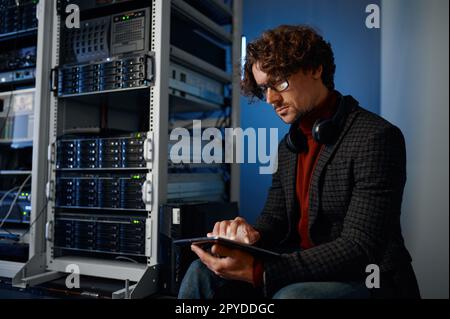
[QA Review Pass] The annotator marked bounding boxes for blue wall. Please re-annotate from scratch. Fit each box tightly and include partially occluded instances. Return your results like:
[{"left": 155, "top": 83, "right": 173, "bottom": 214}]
[{"left": 240, "top": 0, "right": 381, "bottom": 223}]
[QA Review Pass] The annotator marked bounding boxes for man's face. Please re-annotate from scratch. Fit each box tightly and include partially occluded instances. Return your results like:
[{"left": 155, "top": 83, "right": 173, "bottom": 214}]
[{"left": 252, "top": 62, "right": 325, "bottom": 124}]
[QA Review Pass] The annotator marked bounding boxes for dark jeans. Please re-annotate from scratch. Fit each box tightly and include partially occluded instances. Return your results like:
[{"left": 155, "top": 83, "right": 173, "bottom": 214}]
[{"left": 178, "top": 259, "right": 371, "bottom": 299}]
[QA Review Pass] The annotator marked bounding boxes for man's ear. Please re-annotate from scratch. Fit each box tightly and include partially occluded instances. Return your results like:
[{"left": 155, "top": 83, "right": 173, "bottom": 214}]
[{"left": 312, "top": 65, "right": 323, "bottom": 80}]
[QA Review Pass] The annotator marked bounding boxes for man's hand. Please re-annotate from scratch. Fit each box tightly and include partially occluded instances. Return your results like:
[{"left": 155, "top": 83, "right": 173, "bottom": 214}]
[
  {"left": 191, "top": 244, "right": 255, "bottom": 283},
  {"left": 207, "top": 217, "right": 260, "bottom": 244}
]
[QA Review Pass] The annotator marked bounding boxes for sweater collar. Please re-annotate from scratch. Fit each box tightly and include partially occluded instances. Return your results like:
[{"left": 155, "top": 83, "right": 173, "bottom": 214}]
[{"left": 299, "top": 90, "right": 338, "bottom": 136}]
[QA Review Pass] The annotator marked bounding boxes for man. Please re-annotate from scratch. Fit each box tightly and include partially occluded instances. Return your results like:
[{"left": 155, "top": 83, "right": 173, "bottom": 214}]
[{"left": 178, "top": 25, "right": 420, "bottom": 299}]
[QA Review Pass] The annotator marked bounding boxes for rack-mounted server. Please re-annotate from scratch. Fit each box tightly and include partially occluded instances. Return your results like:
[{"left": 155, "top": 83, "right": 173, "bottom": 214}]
[
  {"left": 56, "top": 132, "right": 150, "bottom": 169},
  {"left": 54, "top": 213, "right": 147, "bottom": 258},
  {"left": 55, "top": 53, "right": 154, "bottom": 97},
  {"left": 55, "top": 174, "right": 146, "bottom": 210},
  {"left": 0, "top": 0, "right": 38, "bottom": 36}
]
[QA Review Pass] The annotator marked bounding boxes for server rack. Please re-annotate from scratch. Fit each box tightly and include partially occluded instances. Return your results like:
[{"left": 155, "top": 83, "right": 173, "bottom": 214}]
[
  {"left": 12, "top": 0, "right": 242, "bottom": 299},
  {"left": 0, "top": 0, "right": 39, "bottom": 278}
]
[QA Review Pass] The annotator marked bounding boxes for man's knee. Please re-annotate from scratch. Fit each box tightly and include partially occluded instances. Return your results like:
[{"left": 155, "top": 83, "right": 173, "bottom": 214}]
[
  {"left": 183, "top": 259, "right": 211, "bottom": 283},
  {"left": 272, "top": 281, "right": 370, "bottom": 299},
  {"left": 178, "top": 259, "right": 213, "bottom": 299},
  {"left": 187, "top": 259, "right": 208, "bottom": 273}
]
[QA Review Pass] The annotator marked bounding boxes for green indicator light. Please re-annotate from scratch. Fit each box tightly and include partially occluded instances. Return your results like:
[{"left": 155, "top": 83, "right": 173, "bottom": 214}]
[
  {"left": 23, "top": 212, "right": 27, "bottom": 216},
  {"left": 132, "top": 175, "right": 140, "bottom": 179},
  {"left": 133, "top": 220, "right": 140, "bottom": 224},
  {"left": 137, "top": 133, "right": 141, "bottom": 138}
]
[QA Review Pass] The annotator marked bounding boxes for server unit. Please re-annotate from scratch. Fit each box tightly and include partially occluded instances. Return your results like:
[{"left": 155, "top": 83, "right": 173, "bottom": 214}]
[
  {"left": 55, "top": 6, "right": 153, "bottom": 97},
  {"left": 0, "top": 46, "right": 36, "bottom": 86},
  {"left": 56, "top": 133, "right": 149, "bottom": 169},
  {"left": 170, "top": 63, "right": 226, "bottom": 106},
  {"left": 0, "top": 89, "right": 35, "bottom": 140},
  {"left": 55, "top": 174, "right": 146, "bottom": 210},
  {"left": 56, "top": 53, "right": 154, "bottom": 96},
  {"left": 0, "top": 0, "right": 38, "bottom": 36},
  {"left": 60, "top": 7, "right": 151, "bottom": 65},
  {"left": 0, "top": 190, "right": 31, "bottom": 224},
  {"left": 54, "top": 213, "right": 147, "bottom": 261}
]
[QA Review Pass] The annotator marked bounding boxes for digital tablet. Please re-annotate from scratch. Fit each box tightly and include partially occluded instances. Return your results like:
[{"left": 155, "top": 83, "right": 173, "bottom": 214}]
[{"left": 173, "top": 236, "right": 281, "bottom": 259}]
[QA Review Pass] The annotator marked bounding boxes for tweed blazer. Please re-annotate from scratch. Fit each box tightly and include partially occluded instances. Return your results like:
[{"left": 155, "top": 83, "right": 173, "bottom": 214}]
[{"left": 254, "top": 95, "right": 414, "bottom": 297}]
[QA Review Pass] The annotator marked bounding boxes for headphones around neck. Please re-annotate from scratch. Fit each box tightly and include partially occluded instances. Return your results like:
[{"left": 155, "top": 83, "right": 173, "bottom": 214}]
[{"left": 285, "top": 92, "right": 352, "bottom": 153}]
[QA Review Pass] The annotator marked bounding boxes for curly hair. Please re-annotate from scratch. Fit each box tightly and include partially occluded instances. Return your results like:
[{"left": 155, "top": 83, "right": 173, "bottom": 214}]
[{"left": 241, "top": 25, "right": 336, "bottom": 100}]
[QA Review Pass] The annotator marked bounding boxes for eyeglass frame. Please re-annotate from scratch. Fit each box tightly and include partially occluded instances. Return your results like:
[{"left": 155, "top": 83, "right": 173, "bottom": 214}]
[{"left": 256, "top": 78, "right": 290, "bottom": 101}]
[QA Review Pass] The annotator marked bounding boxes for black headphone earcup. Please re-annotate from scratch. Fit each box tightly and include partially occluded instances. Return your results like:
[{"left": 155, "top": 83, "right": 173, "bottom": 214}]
[
  {"left": 312, "top": 119, "right": 338, "bottom": 145},
  {"left": 285, "top": 126, "right": 307, "bottom": 153},
  {"left": 286, "top": 92, "right": 352, "bottom": 152}
]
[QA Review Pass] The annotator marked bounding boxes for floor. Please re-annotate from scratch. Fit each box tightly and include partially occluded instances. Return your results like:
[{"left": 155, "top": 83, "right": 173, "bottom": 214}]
[
  {"left": 0, "top": 276, "right": 176, "bottom": 299},
  {"left": 0, "top": 278, "right": 57, "bottom": 299}
]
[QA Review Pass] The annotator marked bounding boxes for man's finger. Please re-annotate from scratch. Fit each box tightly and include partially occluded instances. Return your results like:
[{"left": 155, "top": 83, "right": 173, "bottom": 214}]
[
  {"left": 211, "top": 244, "right": 235, "bottom": 257},
  {"left": 211, "top": 222, "right": 220, "bottom": 236},
  {"left": 191, "top": 244, "right": 217, "bottom": 267},
  {"left": 234, "top": 216, "right": 245, "bottom": 223},
  {"left": 228, "top": 220, "right": 239, "bottom": 240},
  {"left": 219, "top": 221, "right": 229, "bottom": 237}
]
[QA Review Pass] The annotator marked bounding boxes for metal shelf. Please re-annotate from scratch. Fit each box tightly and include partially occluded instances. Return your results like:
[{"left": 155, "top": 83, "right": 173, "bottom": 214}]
[
  {"left": 171, "top": 0, "right": 232, "bottom": 44},
  {"left": 57, "top": 84, "right": 152, "bottom": 99},
  {"left": 170, "top": 46, "right": 232, "bottom": 83},
  {"left": 169, "top": 117, "right": 226, "bottom": 130},
  {"left": 184, "top": 0, "right": 232, "bottom": 25},
  {"left": 0, "top": 260, "right": 25, "bottom": 279},
  {"left": 0, "top": 138, "right": 33, "bottom": 145},
  {"left": 47, "top": 256, "right": 147, "bottom": 282},
  {"left": 0, "top": 28, "right": 38, "bottom": 43},
  {"left": 55, "top": 206, "right": 147, "bottom": 212},
  {"left": 0, "top": 87, "right": 36, "bottom": 98},
  {"left": 54, "top": 246, "right": 145, "bottom": 258},
  {"left": 0, "top": 170, "right": 32, "bottom": 175},
  {"left": 168, "top": 162, "right": 226, "bottom": 169},
  {"left": 55, "top": 168, "right": 149, "bottom": 172},
  {"left": 169, "top": 93, "right": 223, "bottom": 113}
]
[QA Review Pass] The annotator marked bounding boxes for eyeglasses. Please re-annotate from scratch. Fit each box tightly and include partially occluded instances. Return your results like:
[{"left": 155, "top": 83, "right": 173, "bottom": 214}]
[{"left": 256, "top": 79, "right": 289, "bottom": 100}]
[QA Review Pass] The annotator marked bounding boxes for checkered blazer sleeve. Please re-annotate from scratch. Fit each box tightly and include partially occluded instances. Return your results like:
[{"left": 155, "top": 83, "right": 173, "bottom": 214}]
[{"left": 261, "top": 125, "right": 407, "bottom": 297}]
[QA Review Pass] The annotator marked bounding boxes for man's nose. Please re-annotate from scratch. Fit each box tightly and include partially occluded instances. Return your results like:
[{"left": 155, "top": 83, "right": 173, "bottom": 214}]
[{"left": 266, "top": 88, "right": 282, "bottom": 105}]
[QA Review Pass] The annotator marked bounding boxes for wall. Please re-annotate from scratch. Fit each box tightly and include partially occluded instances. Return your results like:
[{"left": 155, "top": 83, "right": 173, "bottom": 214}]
[
  {"left": 381, "top": 0, "right": 449, "bottom": 299},
  {"left": 240, "top": 0, "right": 381, "bottom": 223}
]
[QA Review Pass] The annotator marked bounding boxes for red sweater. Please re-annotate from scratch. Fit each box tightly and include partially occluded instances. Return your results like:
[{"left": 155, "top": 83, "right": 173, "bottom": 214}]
[
  {"left": 296, "top": 91, "right": 337, "bottom": 249},
  {"left": 253, "top": 91, "right": 338, "bottom": 286}
]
